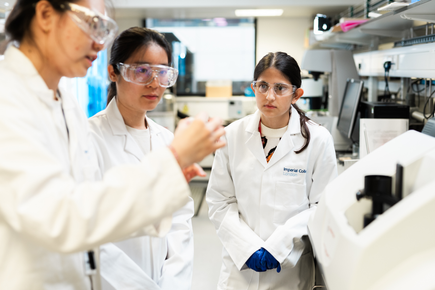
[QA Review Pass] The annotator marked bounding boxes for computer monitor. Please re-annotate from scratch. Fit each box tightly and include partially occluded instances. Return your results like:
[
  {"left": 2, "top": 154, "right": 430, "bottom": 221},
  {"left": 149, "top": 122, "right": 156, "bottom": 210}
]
[
  {"left": 422, "top": 118, "right": 435, "bottom": 138},
  {"left": 337, "top": 79, "right": 364, "bottom": 142}
]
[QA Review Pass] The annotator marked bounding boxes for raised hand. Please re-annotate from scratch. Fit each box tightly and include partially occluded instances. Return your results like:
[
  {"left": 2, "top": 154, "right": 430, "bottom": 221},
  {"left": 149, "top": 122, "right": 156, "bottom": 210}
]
[{"left": 171, "top": 113, "right": 226, "bottom": 169}]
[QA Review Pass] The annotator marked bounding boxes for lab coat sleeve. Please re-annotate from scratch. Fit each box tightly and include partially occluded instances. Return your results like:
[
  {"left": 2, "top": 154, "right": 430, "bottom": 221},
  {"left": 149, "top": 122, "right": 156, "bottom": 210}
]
[
  {"left": 127, "top": 220, "right": 173, "bottom": 239},
  {"left": 263, "top": 133, "right": 337, "bottom": 266},
  {"left": 207, "top": 140, "right": 265, "bottom": 271},
  {"left": 159, "top": 198, "right": 194, "bottom": 290},
  {"left": 100, "top": 243, "right": 161, "bottom": 290},
  {"left": 0, "top": 95, "right": 190, "bottom": 254}
]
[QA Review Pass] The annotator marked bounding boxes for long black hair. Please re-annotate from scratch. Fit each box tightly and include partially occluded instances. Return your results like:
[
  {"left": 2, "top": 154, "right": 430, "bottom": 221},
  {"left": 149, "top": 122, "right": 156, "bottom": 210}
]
[
  {"left": 107, "top": 27, "right": 172, "bottom": 105},
  {"left": 5, "top": 0, "right": 77, "bottom": 43},
  {"left": 254, "top": 52, "right": 311, "bottom": 154}
]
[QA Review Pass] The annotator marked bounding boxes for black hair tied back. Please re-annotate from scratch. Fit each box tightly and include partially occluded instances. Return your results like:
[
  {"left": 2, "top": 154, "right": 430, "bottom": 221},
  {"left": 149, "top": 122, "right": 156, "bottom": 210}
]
[{"left": 5, "top": 0, "right": 75, "bottom": 43}]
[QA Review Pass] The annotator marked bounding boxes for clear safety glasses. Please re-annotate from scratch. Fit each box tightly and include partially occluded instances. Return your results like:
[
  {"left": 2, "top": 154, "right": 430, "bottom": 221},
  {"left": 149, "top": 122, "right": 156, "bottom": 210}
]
[
  {"left": 63, "top": 3, "right": 118, "bottom": 49},
  {"left": 117, "top": 63, "right": 179, "bottom": 88},
  {"left": 252, "top": 81, "right": 296, "bottom": 96}
]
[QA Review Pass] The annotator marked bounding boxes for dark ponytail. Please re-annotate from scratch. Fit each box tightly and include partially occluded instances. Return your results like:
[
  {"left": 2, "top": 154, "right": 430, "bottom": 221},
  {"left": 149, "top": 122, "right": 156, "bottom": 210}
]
[
  {"left": 254, "top": 52, "right": 311, "bottom": 154},
  {"left": 5, "top": 0, "right": 76, "bottom": 43},
  {"left": 107, "top": 27, "right": 172, "bottom": 105},
  {"left": 107, "top": 82, "right": 117, "bottom": 105}
]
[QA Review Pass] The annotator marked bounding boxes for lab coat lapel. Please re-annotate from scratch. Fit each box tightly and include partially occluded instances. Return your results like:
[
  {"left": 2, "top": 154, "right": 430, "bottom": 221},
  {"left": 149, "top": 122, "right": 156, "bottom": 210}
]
[
  {"left": 5, "top": 46, "right": 53, "bottom": 102},
  {"left": 266, "top": 106, "right": 301, "bottom": 169},
  {"left": 147, "top": 117, "right": 166, "bottom": 149},
  {"left": 8, "top": 46, "right": 80, "bottom": 176},
  {"left": 124, "top": 133, "right": 144, "bottom": 161},
  {"left": 106, "top": 99, "right": 144, "bottom": 161},
  {"left": 245, "top": 110, "right": 267, "bottom": 168},
  {"left": 58, "top": 87, "right": 78, "bottom": 165}
]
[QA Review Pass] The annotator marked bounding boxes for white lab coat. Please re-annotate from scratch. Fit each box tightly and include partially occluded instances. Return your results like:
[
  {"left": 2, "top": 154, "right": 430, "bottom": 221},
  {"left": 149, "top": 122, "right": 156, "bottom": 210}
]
[
  {"left": 207, "top": 107, "right": 337, "bottom": 290},
  {"left": 0, "top": 45, "right": 190, "bottom": 290},
  {"left": 88, "top": 99, "right": 194, "bottom": 290}
]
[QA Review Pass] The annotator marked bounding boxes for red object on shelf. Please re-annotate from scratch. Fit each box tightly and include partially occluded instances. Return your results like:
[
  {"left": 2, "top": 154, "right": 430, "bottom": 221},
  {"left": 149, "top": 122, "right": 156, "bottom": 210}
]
[{"left": 340, "top": 19, "right": 370, "bottom": 32}]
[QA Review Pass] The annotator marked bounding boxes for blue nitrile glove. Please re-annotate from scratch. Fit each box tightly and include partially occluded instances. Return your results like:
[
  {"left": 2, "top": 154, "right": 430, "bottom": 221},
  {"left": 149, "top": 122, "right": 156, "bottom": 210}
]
[
  {"left": 246, "top": 248, "right": 267, "bottom": 272},
  {"left": 261, "top": 248, "right": 282, "bottom": 273}
]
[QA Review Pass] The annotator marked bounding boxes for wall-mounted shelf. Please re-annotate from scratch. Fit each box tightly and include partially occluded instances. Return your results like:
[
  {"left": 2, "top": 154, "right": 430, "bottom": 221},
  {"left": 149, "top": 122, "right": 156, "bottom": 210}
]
[{"left": 312, "top": 0, "right": 435, "bottom": 49}]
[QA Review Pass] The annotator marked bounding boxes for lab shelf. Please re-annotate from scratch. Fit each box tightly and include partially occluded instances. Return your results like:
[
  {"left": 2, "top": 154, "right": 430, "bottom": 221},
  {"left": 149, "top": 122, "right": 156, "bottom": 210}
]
[{"left": 312, "top": 0, "right": 435, "bottom": 49}]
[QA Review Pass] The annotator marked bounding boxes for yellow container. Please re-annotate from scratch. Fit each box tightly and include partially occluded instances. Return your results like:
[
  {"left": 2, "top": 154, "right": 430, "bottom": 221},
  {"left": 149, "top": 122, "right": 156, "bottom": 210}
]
[{"left": 206, "top": 80, "right": 232, "bottom": 97}]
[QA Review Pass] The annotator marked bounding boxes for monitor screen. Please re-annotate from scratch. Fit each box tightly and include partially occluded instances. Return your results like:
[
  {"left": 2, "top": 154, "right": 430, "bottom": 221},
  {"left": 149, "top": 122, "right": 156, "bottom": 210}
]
[
  {"left": 337, "top": 79, "right": 364, "bottom": 140},
  {"left": 422, "top": 118, "right": 435, "bottom": 137}
]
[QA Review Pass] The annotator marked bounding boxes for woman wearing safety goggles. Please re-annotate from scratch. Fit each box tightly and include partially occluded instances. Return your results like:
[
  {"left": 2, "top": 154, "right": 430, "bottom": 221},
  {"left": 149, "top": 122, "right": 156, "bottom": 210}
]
[
  {"left": 0, "top": 1, "right": 225, "bottom": 290},
  {"left": 88, "top": 27, "right": 198, "bottom": 290},
  {"left": 207, "top": 52, "right": 338, "bottom": 290}
]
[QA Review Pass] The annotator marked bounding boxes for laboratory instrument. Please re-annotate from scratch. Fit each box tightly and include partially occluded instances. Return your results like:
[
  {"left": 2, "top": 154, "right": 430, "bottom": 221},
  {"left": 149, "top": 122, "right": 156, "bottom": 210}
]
[{"left": 308, "top": 130, "right": 435, "bottom": 290}]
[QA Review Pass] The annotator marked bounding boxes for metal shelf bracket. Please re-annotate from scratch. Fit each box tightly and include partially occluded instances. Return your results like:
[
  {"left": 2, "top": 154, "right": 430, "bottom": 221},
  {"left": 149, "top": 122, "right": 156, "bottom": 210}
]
[{"left": 400, "top": 14, "right": 435, "bottom": 23}]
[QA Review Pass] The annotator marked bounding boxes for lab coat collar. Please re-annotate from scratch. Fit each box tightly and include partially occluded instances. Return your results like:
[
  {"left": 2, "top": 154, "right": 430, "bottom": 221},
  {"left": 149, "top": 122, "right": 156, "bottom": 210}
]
[
  {"left": 288, "top": 105, "right": 302, "bottom": 135},
  {"left": 4, "top": 45, "right": 68, "bottom": 110},
  {"left": 106, "top": 98, "right": 162, "bottom": 137},
  {"left": 245, "top": 106, "right": 301, "bottom": 169},
  {"left": 245, "top": 110, "right": 267, "bottom": 168},
  {"left": 245, "top": 109, "right": 262, "bottom": 133},
  {"left": 106, "top": 98, "right": 163, "bottom": 161},
  {"left": 145, "top": 117, "right": 163, "bottom": 138},
  {"left": 106, "top": 98, "right": 130, "bottom": 136},
  {"left": 58, "top": 79, "right": 77, "bottom": 111},
  {"left": 5, "top": 45, "right": 40, "bottom": 78},
  {"left": 147, "top": 117, "right": 166, "bottom": 150}
]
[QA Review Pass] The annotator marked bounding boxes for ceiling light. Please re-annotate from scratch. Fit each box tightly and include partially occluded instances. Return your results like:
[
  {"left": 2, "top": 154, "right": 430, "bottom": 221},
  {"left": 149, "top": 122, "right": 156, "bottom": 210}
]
[{"left": 235, "top": 9, "right": 283, "bottom": 17}]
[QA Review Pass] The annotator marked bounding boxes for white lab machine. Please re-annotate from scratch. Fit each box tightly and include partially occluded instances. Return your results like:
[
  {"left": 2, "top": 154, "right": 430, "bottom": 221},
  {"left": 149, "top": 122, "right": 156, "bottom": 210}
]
[
  {"left": 301, "top": 49, "right": 360, "bottom": 117},
  {"left": 298, "top": 78, "right": 324, "bottom": 112},
  {"left": 308, "top": 130, "right": 435, "bottom": 290}
]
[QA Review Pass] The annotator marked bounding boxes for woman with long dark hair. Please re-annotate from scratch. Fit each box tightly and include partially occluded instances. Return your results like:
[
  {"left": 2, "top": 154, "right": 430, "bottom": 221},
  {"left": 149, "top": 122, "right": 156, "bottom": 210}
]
[
  {"left": 0, "top": 1, "right": 224, "bottom": 289},
  {"left": 207, "top": 52, "right": 337, "bottom": 290},
  {"left": 88, "top": 27, "right": 197, "bottom": 290}
]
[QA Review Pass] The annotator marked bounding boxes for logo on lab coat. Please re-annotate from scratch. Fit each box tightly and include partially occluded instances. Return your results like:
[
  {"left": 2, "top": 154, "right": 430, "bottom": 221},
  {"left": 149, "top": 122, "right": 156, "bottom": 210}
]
[{"left": 283, "top": 167, "right": 306, "bottom": 176}]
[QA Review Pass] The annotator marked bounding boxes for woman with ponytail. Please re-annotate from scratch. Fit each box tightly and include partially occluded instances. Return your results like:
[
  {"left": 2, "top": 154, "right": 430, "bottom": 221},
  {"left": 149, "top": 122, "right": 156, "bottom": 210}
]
[{"left": 207, "top": 52, "right": 337, "bottom": 290}]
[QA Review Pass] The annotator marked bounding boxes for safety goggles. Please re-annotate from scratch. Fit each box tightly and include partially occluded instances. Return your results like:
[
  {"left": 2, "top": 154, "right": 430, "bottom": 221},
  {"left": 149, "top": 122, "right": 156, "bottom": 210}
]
[
  {"left": 252, "top": 81, "right": 296, "bottom": 96},
  {"left": 62, "top": 3, "right": 118, "bottom": 48},
  {"left": 117, "top": 63, "right": 179, "bottom": 88}
]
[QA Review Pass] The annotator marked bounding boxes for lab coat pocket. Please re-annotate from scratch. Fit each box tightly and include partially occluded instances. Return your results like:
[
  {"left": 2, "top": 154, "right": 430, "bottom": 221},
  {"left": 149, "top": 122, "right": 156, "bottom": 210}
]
[{"left": 273, "top": 182, "right": 307, "bottom": 225}]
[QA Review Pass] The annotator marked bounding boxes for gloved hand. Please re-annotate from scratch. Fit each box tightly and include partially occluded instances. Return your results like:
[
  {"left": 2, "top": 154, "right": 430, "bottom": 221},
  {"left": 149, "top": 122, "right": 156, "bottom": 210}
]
[
  {"left": 261, "top": 248, "right": 281, "bottom": 273},
  {"left": 246, "top": 249, "right": 267, "bottom": 272}
]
